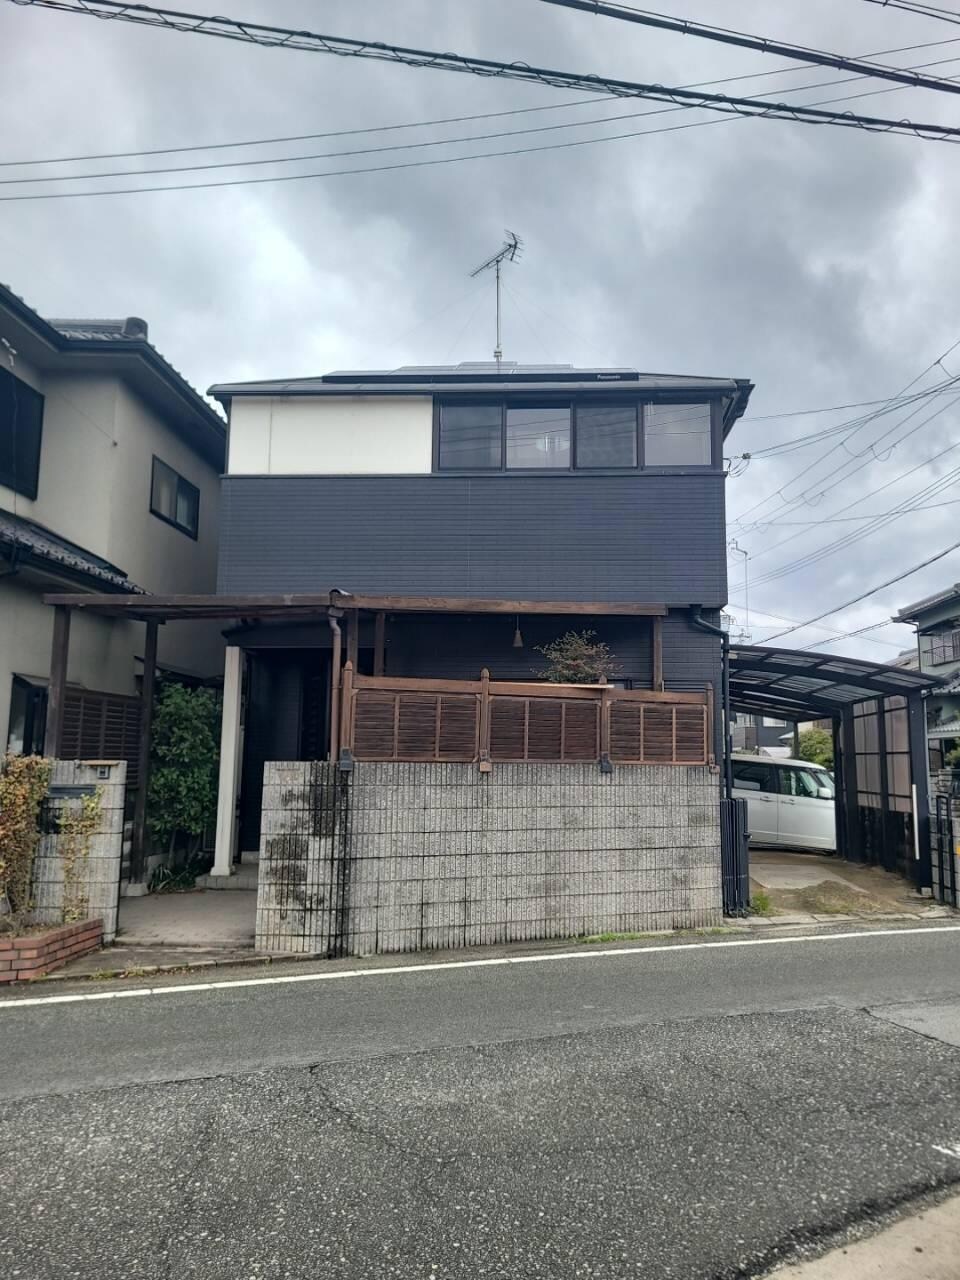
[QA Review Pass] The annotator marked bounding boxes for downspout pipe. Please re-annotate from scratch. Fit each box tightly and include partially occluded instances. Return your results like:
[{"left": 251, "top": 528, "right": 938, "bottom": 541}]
[
  {"left": 690, "top": 608, "right": 733, "bottom": 800},
  {"left": 327, "top": 609, "right": 343, "bottom": 761}
]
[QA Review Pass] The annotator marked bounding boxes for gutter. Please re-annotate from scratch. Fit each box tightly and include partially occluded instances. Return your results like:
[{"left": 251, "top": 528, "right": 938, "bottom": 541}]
[{"left": 690, "top": 608, "right": 733, "bottom": 800}]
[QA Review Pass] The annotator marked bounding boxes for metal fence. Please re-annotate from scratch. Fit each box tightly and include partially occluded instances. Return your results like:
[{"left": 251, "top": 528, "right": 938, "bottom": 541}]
[
  {"left": 720, "top": 796, "right": 750, "bottom": 916},
  {"left": 932, "top": 794, "right": 958, "bottom": 909}
]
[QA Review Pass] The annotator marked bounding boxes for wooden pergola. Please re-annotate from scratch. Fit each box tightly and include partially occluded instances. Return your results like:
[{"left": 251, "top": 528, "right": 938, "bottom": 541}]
[{"left": 42, "top": 591, "right": 668, "bottom": 882}]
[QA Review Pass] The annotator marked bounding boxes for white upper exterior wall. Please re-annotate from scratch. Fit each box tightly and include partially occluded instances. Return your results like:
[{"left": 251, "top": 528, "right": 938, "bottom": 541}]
[{"left": 227, "top": 395, "right": 434, "bottom": 475}]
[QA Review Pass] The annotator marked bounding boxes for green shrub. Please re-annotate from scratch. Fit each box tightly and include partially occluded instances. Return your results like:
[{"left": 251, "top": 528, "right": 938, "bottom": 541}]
[
  {"left": 796, "top": 727, "right": 833, "bottom": 769},
  {"left": 147, "top": 683, "right": 220, "bottom": 863}
]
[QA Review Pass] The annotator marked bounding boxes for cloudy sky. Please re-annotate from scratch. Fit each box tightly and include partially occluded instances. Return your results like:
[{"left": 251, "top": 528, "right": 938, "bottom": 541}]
[{"left": 3, "top": 0, "right": 959, "bottom": 658}]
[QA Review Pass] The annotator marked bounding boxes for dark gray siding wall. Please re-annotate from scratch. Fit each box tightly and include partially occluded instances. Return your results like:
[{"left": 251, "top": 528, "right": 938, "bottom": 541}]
[{"left": 218, "top": 474, "right": 728, "bottom": 606}]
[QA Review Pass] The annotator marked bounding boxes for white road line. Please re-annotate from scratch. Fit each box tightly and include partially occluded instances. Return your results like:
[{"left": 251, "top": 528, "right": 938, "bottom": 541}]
[
  {"left": 2, "top": 924, "right": 959, "bottom": 1011},
  {"left": 932, "top": 1143, "right": 960, "bottom": 1159}
]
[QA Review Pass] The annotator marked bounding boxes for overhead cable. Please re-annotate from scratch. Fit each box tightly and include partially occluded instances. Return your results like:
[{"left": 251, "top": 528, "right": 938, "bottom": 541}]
[{"left": 533, "top": 0, "right": 960, "bottom": 95}]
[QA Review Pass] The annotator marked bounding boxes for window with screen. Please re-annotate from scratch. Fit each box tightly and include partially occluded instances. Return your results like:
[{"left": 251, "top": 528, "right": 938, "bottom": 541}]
[
  {"left": 437, "top": 404, "right": 502, "bottom": 469},
  {"left": 505, "top": 405, "right": 571, "bottom": 469},
  {"left": 644, "top": 402, "right": 712, "bottom": 467},
  {"left": 0, "top": 366, "right": 44, "bottom": 500},
  {"left": 575, "top": 403, "right": 638, "bottom": 468},
  {"left": 150, "top": 456, "right": 200, "bottom": 538}
]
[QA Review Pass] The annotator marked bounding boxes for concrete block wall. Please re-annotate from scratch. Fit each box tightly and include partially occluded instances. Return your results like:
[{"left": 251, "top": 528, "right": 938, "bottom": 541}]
[
  {"left": 930, "top": 769, "right": 960, "bottom": 902},
  {"left": 257, "top": 760, "right": 722, "bottom": 956},
  {"left": 31, "top": 760, "right": 126, "bottom": 943}
]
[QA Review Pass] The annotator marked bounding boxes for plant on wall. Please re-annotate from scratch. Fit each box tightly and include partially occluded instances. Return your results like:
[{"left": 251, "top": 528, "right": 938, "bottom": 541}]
[
  {"left": 58, "top": 789, "right": 101, "bottom": 923},
  {"left": 0, "top": 754, "right": 51, "bottom": 931},
  {"left": 535, "top": 630, "right": 622, "bottom": 685},
  {"left": 945, "top": 742, "right": 960, "bottom": 770},
  {"left": 796, "top": 727, "right": 834, "bottom": 770},
  {"left": 147, "top": 683, "right": 220, "bottom": 874}
]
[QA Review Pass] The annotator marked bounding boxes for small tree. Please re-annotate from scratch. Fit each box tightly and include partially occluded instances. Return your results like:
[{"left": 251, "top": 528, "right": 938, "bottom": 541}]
[
  {"left": 535, "top": 630, "right": 621, "bottom": 685},
  {"left": 945, "top": 742, "right": 960, "bottom": 770},
  {"left": 797, "top": 727, "right": 834, "bottom": 770},
  {"left": 147, "top": 683, "right": 220, "bottom": 865}
]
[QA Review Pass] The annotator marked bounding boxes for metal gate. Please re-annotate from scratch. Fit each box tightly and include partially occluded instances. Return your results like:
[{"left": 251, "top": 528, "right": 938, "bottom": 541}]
[
  {"left": 932, "top": 795, "right": 958, "bottom": 908},
  {"left": 720, "top": 796, "right": 750, "bottom": 916}
]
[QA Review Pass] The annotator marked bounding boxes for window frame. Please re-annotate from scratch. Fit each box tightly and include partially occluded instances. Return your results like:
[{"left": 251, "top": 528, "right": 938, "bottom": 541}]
[
  {"left": 150, "top": 455, "right": 200, "bottom": 540},
  {"left": 0, "top": 365, "right": 44, "bottom": 501},
  {"left": 433, "top": 395, "right": 718, "bottom": 474},
  {"left": 732, "top": 759, "right": 779, "bottom": 794}
]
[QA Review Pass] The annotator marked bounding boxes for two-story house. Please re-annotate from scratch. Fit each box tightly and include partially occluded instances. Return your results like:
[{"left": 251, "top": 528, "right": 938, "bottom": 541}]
[
  {"left": 895, "top": 583, "right": 960, "bottom": 769},
  {"left": 208, "top": 361, "right": 752, "bottom": 862},
  {"left": 0, "top": 283, "right": 226, "bottom": 774}
]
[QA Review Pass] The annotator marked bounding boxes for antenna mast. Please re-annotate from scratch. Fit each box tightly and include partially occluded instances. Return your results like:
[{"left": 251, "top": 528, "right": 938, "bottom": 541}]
[{"left": 469, "top": 231, "right": 522, "bottom": 367}]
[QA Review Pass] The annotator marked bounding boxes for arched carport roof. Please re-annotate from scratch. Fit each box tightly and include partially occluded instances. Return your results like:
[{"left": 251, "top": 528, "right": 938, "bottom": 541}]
[{"left": 729, "top": 645, "right": 937, "bottom": 722}]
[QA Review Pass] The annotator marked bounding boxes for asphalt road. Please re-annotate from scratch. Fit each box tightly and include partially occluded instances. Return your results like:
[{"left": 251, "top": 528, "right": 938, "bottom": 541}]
[{"left": 3, "top": 927, "right": 960, "bottom": 1279}]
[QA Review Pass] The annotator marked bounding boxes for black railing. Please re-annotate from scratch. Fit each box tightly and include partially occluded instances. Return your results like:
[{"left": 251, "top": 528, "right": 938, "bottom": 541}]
[{"left": 720, "top": 796, "right": 750, "bottom": 916}]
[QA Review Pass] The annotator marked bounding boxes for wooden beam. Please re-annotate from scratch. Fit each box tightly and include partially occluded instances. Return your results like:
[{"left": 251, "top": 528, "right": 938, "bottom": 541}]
[
  {"left": 41, "top": 592, "right": 669, "bottom": 619},
  {"left": 129, "top": 620, "right": 158, "bottom": 884},
  {"left": 346, "top": 609, "right": 359, "bottom": 671},
  {"left": 652, "top": 615, "right": 664, "bottom": 692},
  {"left": 44, "top": 605, "right": 71, "bottom": 756},
  {"left": 328, "top": 616, "right": 342, "bottom": 761},
  {"left": 373, "top": 611, "right": 386, "bottom": 677}
]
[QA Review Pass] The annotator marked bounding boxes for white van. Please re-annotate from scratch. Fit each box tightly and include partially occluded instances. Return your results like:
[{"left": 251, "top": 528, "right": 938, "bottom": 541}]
[{"left": 731, "top": 754, "right": 836, "bottom": 852}]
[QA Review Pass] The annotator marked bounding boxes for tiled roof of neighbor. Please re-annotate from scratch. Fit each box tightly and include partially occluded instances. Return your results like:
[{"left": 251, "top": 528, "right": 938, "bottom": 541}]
[
  {"left": 47, "top": 318, "right": 150, "bottom": 342},
  {"left": 895, "top": 582, "right": 960, "bottom": 621},
  {"left": 0, "top": 509, "right": 144, "bottom": 592}
]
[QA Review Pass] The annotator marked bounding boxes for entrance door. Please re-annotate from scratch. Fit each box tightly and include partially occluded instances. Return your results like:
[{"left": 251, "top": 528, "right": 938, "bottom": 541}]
[{"left": 731, "top": 759, "right": 779, "bottom": 845}]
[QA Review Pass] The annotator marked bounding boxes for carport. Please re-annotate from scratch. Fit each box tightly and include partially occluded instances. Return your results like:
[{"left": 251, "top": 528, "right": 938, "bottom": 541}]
[{"left": 728, "top": 646, "right": 937, "bottom": 888}]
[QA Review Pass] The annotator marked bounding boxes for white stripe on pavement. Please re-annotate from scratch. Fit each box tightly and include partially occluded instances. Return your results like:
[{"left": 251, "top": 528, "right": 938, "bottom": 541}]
[{"left": 2, "top": 924, "right": 959, "bottom": 1010}]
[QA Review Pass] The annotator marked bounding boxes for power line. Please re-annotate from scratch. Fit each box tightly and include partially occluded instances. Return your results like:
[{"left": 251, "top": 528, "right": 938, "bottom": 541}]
[
  {"left": 727, "top": 600, "right": 905, "bottom": 648},
  {"left": 6, "top": 30, "right": 957, "bottom": 169},
  {"left": 9, "top": 1, "right": 960, "bottom": 154},
  {"left": 738, "top": 385, "right": 960, "bottom": 580},
  {"left": 799, "top": 620, "right": 911, "bottom": 651},
  {"left": 760, "top": 536, "right": 960, "bottom": 643},
  {"left": 729, "top": 338, "right": 960, "bottom": 526},
  {"left": 738, "top": 494, "right": 960, "bottom": 527},
  {"left": 10, "top": 47, "right": 960, "bottom": 190},
  {"left": 533, "top": 0, "right": 960, "bottom": 95},
  {"left": 858, "top": 0, "right": 960, "bottom": 26},
  {"left": 1, "top": 71, "right": 950, "bottom": 203}
]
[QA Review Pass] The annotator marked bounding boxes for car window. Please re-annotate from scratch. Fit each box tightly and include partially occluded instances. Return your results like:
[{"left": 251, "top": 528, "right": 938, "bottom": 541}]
[
  {"left": 732, "top": 761, "right": 778, "bottom": 794},
  {"left": 781, "top": 767, "right": 826, "bottom": 798},
  {"left": 813, "top": 771, "right": 835, "bottom": 798}
]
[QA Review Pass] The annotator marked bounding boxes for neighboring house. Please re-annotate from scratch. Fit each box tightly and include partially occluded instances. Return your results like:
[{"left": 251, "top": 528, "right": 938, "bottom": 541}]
[
  {"left": 731, "top": 713, "right": 790, "bottom": 755},
  {"left": 209, "top": 360, "right": 753, "bottom": 851},
  {"left": 0, "top": 283, "right": 226, "bottom": 776},
  {"left": 895, "top": 583, "right": 960, "bottom": 769}
]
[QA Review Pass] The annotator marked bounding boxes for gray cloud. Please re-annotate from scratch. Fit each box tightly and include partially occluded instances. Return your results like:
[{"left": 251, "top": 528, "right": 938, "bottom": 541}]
[{"left": 2, "top": 0, "right": 958, "bottom": 654}]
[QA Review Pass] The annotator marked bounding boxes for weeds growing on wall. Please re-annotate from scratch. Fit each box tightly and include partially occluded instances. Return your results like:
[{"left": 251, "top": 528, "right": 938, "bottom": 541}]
[
  {"left": 58, "top": 789, "right": 102, "bottom": 923},
  {"left": 0, "top": 754, "right": 52, "bottom": 932}
]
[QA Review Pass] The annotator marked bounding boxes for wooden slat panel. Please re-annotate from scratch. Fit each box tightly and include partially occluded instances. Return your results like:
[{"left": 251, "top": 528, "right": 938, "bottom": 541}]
[
  {"left": 609, "top": 703, "right": 644, "bottom": 762},
  {"left": 642, "top": 705, "right": 675, "bottom": 763},
  {"left": 352, "top": 692, "right": 399, "bottom": 759},
  {"left": 490, "top": 699, "right": 527, "bottom": 761},
  {"left": 563, "top": 701, "right": 600, "bottom": 760},
  {"left": 437, "top": 695, "right": 479, "bottom": 760},
  {"left": 674, "top": 706, "right": 708, "bottom": 763},
  {"left": 397, "top": 694, "right": 440, "bottom": 760},
  {"left": 527, "top": 699, "right": 563, "bottom": 761}
]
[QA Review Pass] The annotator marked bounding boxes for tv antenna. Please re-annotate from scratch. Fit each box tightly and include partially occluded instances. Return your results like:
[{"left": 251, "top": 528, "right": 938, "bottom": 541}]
[{"left": 470, "top": 230, "right": 522, "bottom": 367}]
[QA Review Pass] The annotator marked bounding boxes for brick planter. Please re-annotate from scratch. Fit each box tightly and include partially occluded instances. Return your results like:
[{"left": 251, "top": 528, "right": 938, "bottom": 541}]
[{"left": 0, "top": 919, "right": 103, "bottom": 983}]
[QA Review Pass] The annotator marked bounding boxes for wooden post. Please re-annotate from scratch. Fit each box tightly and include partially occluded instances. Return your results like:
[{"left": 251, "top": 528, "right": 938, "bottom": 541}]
[
  {"left": 44, "top": 605, "right": 71, "bottom": 756},
  {"left": 346, "top": 608, "right": 359, "bottom": 671},
  {"left": 130, "top": 620, "right": 158, "bottom": 884},
  {"left": 328, "top": 613, "right": 343, "bottom": 761},
  {"left": 599, "top": 686, "right": 613, "bottom": 768},
  {"left": 478, "top": 667, "right": 492, "bottom": 772},
  {"left": 793, "top": 721, "right": 801, "bottom": 757},
  {"left": 213, "top": 646, "right": 244, "bottom": 877},
  {"left": 373, "top": 611, "right": 386, "bottom": 677},
  {"left": 340, "top": 661, "right": 354, "bottom": 756},
  {"left": 706, "top": 683, "right": 716, "bottom": 766},
  {"left": 652, "top": 615, "right": 664, "bottom": 692}
]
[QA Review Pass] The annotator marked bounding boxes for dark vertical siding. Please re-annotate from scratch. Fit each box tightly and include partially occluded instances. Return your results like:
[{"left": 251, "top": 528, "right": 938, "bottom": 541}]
[{"left": 218, "top": 473, "right": 728, "bottom": 606}]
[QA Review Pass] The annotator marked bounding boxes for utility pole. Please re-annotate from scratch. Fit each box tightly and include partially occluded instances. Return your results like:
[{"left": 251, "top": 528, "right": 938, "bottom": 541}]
[
  {"left": 728, "top": 539, "right": 750, "bottom": 642},
  {"left": 470, "top": 231, "right": 522, "bottom": 368}
]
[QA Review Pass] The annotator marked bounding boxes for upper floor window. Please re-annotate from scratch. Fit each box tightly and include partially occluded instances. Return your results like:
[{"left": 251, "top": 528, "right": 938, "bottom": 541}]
[
  {"left": 928, "top": 628, "right": 960, "bottom": 666},
  {"left": 643, "top": 402, "right": 712, "bottom": 467},
  {"left": 0, "top": 365, "right": 44, "bottom": 500},
  {"left": 150, "top": 456, "right": 199, "bottom": 538},
  {"left": 435, "top": 398, "right": 712, "bottom": 472}
]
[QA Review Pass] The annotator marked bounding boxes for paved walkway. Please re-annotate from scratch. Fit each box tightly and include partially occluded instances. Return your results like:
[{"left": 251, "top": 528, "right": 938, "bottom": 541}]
[
  {"left": 118, "top": 889, "right": 256, "bottom": 947},
  {"left": 775, "top": 1191, "right": 960, "bottom": 1278}
]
